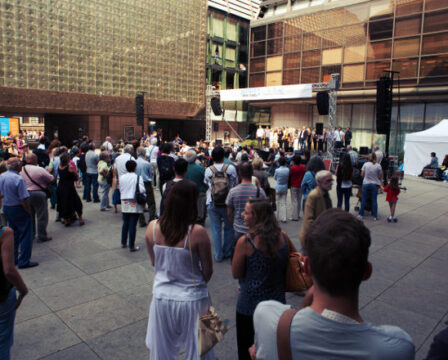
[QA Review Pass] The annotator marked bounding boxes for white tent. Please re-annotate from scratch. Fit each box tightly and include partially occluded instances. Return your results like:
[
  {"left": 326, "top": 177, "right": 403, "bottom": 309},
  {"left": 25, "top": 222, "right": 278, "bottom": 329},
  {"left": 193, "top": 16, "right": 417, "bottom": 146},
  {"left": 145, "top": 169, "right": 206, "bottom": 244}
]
[{"left": 404, "top": 119, "right": 448, "bottom": 176}]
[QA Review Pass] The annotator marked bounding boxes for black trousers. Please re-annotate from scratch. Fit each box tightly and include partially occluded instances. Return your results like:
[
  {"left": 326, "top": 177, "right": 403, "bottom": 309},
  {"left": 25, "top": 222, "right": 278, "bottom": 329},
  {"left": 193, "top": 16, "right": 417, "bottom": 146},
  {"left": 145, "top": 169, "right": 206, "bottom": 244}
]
[{"left": 236, "top": 312, "right": 254, "bottom": 360}]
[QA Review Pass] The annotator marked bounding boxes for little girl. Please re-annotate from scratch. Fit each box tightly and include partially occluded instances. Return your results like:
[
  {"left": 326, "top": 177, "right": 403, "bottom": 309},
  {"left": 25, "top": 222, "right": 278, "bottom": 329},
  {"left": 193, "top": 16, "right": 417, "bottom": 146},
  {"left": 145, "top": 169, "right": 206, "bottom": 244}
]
[{"left": 384, "top": 175, "right": 400, "bottom": 222}]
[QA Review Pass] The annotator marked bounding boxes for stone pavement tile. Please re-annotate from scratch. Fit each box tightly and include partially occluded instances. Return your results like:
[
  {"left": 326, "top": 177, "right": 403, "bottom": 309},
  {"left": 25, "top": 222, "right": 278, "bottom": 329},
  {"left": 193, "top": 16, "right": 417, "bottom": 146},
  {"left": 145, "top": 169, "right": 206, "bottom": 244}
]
[
  {"left": 11, "top": 313, "right": 81, "bottom": 360},
  {"left": 398, "top": 267, "right": 448, "bottom": 293},
  {"left": 415, "top": 313, "right": 448, "bottom": 357},
  {"left": 388, "top": 232, "right": 447, "bottom": 258},
  {"left": 46, "top": 237, "right": 109, "bottom": 260},
  {"left": 361, "top": 300, "right": 439, "bottom": 349},
  {"left": 378, "top": 284, "right": 448, "bottom": 320},
  {"left": 87, "top": 318, "right": 149, "bottom": 360},
  {"left": 57, "top": 294, "right": 147, "bottom": 341},
  {"left": 214, "top": 326, "right": 237, "bottom": 360},
  {"left": 417, "top": 219, "right": 448, "bottom": 241},
  {"left": 369, "top": 233, "right": 398, "bottom": 254},
  {"left": 430, "top": 242, "right": 448, "bottom": 261},
  {"left": 209, "top": 283, "right": 239, "bottom": 328},
  {"left": 68, "top": 249, "right": 135, "bottom": 275},
  {"left": 15, "top": 290, "right": 52, "bottom": 324},
  {"left": 34, "top": 275, "right": 113, "bottom": 311},
  {"left": 92, "top": 262, "right": 154, "bottom": 292},
  {"left": 367, "top": 223, "right": 414, "bottom": 239},
  {"left": 359, "top": 293, "right": 374, "bottom": 309},
  {"left": 18, "top": 258, "right": 86, "bottom": 289},
  {"left": 359, "top": 272, "right": 394, "bottom": 299},
  {"left": 29, "top": 243, "right": 61, "bottom": 262},
  {"left": 420, "top": 256, "right": 448, "bottom": 275},
  {"left": 370, "top": 247, "right": 426, "bottom": 269},
  {"left": 118, "top": 284, "right": 153, "bottom": 314},
  {"left": 369, "top": 254, "right": 413, "bottom": 282},
  {"left": 40, "top": 343, "right": 101, "bottom": 360}
]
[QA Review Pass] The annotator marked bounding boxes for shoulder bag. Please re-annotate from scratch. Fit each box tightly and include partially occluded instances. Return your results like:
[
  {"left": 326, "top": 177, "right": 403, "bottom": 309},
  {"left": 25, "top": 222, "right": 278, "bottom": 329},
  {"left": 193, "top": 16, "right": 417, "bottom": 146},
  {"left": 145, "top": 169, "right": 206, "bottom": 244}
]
[
  {"left": 285, "top": 237, "right": 313, "bottom": 293},
  {"left": 23, "top": 165, "right": 54, "bottom": 199},
  {"left": 277, "top": 308, "right": 300, "bottom": 360},
  {"left": 188, "top": 229, "right": 228, "bottom": 356},
  {"left": 135, "top": 175, "right": 147, "bottom": 205}
]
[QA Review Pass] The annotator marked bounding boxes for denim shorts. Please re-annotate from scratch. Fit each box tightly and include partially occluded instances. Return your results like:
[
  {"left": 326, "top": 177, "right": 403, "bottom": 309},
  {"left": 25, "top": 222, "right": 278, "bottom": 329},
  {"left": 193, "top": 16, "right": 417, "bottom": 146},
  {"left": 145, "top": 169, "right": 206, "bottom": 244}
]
[{"left": 0, "top": 287, "right": 17, "bottom": 360}]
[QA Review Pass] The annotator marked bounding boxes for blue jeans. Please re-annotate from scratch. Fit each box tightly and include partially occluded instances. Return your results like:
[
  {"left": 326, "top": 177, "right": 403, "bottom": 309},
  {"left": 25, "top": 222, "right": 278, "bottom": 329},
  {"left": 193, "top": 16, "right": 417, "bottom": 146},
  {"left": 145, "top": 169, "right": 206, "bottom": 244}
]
[
  {"left": 207, "top": 203, "right": 234, "bottom": 261},
  {"left": 50, "top": 183, "right": 58, "bottom": 207},
  {"left": 3, "top": 206, "right": 34, "bottom": 267},
  {"left": 0, "top": 287, "right": 16, "bottom": 360},
  {"left": 84, "top": 173, "right": 99, "bottom": 202},
  {"left": 98, "top": 181, "right": 110, "bottom": 210},
  {"left": 121, "top": 213, "right": 139, "bottom": 248},
  {"left": 337, "top": 187, "right": 352, "bottom": 212},
  {"left": 360, "top": 184, "right": 379, "bottom": 218}
]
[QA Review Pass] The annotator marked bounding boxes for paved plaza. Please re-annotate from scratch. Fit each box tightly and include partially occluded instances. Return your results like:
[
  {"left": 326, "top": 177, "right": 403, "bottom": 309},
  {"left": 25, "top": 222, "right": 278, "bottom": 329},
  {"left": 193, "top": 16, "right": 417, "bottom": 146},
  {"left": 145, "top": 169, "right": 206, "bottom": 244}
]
[{"left": 11, "top": 176, "right": 448, "bottom": 359}]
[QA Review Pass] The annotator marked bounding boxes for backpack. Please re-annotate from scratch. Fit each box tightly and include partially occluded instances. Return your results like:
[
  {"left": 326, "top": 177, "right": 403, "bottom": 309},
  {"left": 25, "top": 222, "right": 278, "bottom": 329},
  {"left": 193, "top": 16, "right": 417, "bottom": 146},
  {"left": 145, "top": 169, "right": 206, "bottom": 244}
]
[
  {"left": 78, "top": 153, "right": 87, "bottom": 174},
  {"left": 210, "top": 164, "right": 230, "bottom": 207},
  {"left": 158, "top": 155, "right": 174, "bottom": 182}
]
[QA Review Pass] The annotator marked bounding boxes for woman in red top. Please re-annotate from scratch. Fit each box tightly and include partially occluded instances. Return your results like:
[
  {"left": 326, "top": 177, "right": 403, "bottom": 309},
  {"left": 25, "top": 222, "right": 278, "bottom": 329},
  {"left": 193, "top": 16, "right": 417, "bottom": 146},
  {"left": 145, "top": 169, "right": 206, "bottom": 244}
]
[
  {"left": 289, "top": 155, "right": 306, "bottom": 221},
  {"left": 384, "top": 175, "right": 400, "bottom": 222}
]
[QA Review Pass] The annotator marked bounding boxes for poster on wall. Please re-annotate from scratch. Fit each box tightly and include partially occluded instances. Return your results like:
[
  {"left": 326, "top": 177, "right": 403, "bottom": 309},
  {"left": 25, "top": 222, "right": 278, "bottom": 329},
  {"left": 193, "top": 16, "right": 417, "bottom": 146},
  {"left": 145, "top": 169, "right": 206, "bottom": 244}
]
[
  {"left": 124, "top": 126, "right": 135, "bottom": 140},
  {"left": 0, "top": 118, "right": 20, "bottom": 137}
]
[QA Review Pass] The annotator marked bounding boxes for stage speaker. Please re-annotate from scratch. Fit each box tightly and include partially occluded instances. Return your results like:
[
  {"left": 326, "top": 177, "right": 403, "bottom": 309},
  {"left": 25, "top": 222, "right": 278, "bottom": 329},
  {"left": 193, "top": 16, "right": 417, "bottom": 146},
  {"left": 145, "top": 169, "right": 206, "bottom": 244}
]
[
  {"left": 316, "top": 92, "right": 329, "bottom": 115},
  {"left": 215, "top": 139, "right": 222, "bottom": 146},
  {"left": 376, "top": 77, "right": 393, "bottom": 134},
  {"left": 135, "top": 94, "right": 144, "bottom": 126},
  {"left": 359, "top": 146, "right": 369, "bottom": 155},
  {"left": 213, "top": 122, "right": 219, "bottom": 132},
  {"left": 211, "top": 97, "right": 223, "bottom": 116},
  {"left": 316, "top": 122, "right": 323, "bottom": 135}
]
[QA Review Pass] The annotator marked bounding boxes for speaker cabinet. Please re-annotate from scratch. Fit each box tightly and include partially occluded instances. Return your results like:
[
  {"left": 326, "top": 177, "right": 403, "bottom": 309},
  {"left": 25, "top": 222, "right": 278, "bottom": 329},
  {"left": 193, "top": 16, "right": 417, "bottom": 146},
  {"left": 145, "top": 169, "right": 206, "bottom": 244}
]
[
  {"left": 316, "top": 92, "right": 329, "bottom": 115},
  {"left": 211, "top": 97, "right": 223, "bottom": 116},
  {"left": 135, "top": 94, "right": 144, "bottom": 126},
  {"left": 316, "top": 122, "right": 323, "bottom": 135},
  {"left": 213, "top": 122, "right": 219, "bottom": 132},
  {"left": 376, "top": 77, "right": 393, "bottom": 134}
]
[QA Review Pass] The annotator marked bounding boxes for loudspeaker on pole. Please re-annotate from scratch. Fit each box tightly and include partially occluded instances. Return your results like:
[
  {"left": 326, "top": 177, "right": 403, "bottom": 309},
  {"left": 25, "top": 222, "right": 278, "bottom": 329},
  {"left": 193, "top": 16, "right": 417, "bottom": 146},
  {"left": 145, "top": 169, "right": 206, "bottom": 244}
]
[
  {"left": 211, "top": 97, "right": 223, "bottom": 116},
  {"left": 376, "top": 77, "right": 393, "bottom": 134},
  {"left": 316, "top": 92, "right": 329, "bottom": 115},
  {"left": 316, "top": 122, "right": 323, "bottom": 135}
]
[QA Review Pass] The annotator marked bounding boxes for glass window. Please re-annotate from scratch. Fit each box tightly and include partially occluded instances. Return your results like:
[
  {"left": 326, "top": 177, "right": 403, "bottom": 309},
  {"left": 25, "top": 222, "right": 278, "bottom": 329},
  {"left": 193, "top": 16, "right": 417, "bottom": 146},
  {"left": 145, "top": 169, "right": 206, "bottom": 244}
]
[
  {"left": 370, "top": 0, "right": 394, "bottom": 18},
  {"left": 344, "top": 44, "right": 366, "bottom": 63},
  {"left": 391, "top": 104, "right": 424, "bottom": 131},
  {"left": 425, "top": 0, "right": 448, "bottom": 11},
  {"left": 252, "top": 26, "right": 266, "bottom": 42},
  {"left": 226, "top": 47, "right": 236, "bottom": 63},
  {"left": 422, "top": 33, "right": 448, "bottom": 55},
  {"left": 392, "top": 58, "right": 418, "bottom": 78},
  {"left": 249, "top": 73, "right": 264, "bottom": 87},
  {"left": 250, "top": 58, "right": 265, "bottom": 73},
  {"left": 425, "top": 103, "right": 448, "bottom": 128},
  {"left": 303, "top": 33, "right": 321, "bottom": 50},
  {"left": 351, "top": 131, "right": 373, "bottom": 149},
  {"left": 302, "top": 13, "right": 322, "bottom": 32},
  {"left": 344, "top": 25, "right": 367, "bottom": 46},
  {"left": 336, "top": 104, "right": 351, "bottom": 128},
  {"left": 396, "top": 0, "right": 423, "bottom": 16},
  {"left": 393, "top": 37, "right": 419, "bottom": 58},
  {"left": 284, "top": 36, "right": 301, "bottom": 53},
  {"left": 284, "top": 53, "right": 300, "bottom": 69},
  {"left": 322, "top": 8, "right": 345, "bottom": 29},
  {"left": 266, "top": 56, "right": 283, "bottom": 72},
  {"left": 322, "top": 28, "right": 344, "bottom": 48},
  {"left": 424, "top": 10, "right": 448, "bottom": 33},
  {"left": 284, "top": 19, "right": 302, "bottom": 36},
  {"left": 352, "top": 103, "right": 374, "bottom": 129},
  {"left": 322, "top": 48, "right": 342, "bottom": 65},
  {"left": 268, "top": 23, "right": 283, "bottom": 39},
  {"left": 267, "top": 38, "right": 283, "bottom": 55},
  {"left": 226, "top": 21, "right": 237, "bottom": 42},
  {"left": 283, "top": 69, "right": 300, "bottom": 85},
  {"left": 420, "top": 55, "right": 448, "bottom": 77},
  {"left": 212, "top": 17, "right": 224, "bottom": 38},
  {"left": 301, "top": 67, "right": 320, "bottom": 83},
  {"left": 266, "top": 72, "right": 282, "bottom": 86},
  {"left": 366, "top": 61, "right": 390, "bottom": 80},
  {"left": 395, "top": 15, "right": 421, "bottom": 38},
  {"left": 369, "top": 19, "right": 393, "bottom": 41},
  {"left": 302, "top": 50, "right": 321, "bottom": 67},
  {"left": 343, "top": 64, "right": 365, "bottom": 82},
  {"left": 345, "top": 3, "right": 369, "bottom": 25},
  {"left": 251, "top": 41, "right": 265, "bottom": 57},
  {"left": 367, "top": 40, "right": 392, "bottom": 60}
]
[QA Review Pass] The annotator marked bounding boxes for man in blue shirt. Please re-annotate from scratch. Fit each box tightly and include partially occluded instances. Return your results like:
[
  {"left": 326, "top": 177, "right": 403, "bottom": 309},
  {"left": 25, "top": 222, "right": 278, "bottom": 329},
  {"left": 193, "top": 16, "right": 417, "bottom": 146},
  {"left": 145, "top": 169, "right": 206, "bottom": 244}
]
[
  {"left": 0, "top": 157, "right": 38, "bottom": 268},
  {"left": 136, "top": 147, "right": 155, "bottom": 227}
]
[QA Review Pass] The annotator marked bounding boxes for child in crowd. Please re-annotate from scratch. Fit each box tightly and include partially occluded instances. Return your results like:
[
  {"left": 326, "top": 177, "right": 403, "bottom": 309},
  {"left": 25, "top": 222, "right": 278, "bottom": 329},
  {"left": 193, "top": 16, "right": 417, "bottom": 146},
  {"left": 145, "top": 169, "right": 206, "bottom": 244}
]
[{"left": 384, "top": 175, "right": 400, "bottom": 222}]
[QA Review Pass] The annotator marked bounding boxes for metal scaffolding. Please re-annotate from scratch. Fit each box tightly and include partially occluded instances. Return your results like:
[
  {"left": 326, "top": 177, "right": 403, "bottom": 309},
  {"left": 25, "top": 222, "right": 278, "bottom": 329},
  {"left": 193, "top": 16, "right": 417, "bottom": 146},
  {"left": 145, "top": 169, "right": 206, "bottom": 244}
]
[{"left": 205, "top": 85, "right": 219, "bottom": 143}]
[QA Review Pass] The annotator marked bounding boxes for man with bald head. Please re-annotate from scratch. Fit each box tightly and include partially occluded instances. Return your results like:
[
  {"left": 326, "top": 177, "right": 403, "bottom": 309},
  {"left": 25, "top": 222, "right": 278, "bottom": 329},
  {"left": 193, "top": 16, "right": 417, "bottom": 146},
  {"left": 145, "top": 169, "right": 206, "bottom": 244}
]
[
  {"left": 0, "top": 157, "right": 38, "bottom": 268},
  {"left": 21, "top": 153, "right": 54, "bottom": 243}
]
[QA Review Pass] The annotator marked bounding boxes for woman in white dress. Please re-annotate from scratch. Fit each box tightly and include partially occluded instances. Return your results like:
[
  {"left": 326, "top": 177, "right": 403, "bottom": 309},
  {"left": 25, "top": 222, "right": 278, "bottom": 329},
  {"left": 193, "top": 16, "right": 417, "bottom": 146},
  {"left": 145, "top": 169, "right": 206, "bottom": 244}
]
[{"left": 145, "top": 180, "right": 214, "bottom": 360}]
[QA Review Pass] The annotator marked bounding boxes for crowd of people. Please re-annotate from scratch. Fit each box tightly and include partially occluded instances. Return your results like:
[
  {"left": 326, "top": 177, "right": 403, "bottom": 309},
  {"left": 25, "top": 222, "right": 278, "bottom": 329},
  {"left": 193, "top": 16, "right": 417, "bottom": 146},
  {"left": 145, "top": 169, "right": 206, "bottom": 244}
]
[{"left": 1, "top": 129, "right": 447, "bottom": 359}]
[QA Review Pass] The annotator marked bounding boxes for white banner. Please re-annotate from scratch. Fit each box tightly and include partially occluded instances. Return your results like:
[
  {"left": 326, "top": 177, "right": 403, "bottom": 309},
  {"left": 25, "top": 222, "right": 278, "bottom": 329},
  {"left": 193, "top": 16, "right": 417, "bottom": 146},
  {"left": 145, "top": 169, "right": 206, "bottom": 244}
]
[{"left": 219, "top": 84, "right": 312, "bottom": 102}]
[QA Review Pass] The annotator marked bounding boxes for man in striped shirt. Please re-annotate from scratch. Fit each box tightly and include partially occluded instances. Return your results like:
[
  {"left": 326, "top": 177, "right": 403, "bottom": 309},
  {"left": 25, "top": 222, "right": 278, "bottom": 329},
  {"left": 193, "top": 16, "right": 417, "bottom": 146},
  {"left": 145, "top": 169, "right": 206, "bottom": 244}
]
[{"left": 226, "top": 162, "right": 266, "bottom": 248}]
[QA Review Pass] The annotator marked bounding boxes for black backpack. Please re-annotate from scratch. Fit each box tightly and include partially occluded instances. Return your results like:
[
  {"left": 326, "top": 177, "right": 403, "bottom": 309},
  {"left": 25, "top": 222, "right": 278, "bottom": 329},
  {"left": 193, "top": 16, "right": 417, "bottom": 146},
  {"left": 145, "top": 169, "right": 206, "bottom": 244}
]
[
  {"left": 158, "top": 155, "right": 174, "bottom": 182},
  {"left": 78, "top": 153, "right": 87, "bottom": 174}
]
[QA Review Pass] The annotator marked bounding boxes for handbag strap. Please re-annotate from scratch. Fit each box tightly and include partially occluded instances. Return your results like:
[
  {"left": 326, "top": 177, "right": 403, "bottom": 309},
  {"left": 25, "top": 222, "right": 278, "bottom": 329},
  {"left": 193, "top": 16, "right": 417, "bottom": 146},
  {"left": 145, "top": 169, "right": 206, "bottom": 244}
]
[
  {"left": 277, "top": 308, "right": 300, "bottom": 360},
  {"left": 23, "top": 165, "right": 49, "bottom": 192},
  {"left": 135, "top": 175, "right": 141, "bottom": 197}
]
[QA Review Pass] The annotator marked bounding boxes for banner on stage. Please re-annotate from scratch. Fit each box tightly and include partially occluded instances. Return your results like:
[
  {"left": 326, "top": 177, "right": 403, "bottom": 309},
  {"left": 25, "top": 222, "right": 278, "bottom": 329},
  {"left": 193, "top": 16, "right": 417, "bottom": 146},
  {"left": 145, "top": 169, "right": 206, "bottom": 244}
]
[{"left": 219, "top": 84, "right": 312, "bottom": 102}]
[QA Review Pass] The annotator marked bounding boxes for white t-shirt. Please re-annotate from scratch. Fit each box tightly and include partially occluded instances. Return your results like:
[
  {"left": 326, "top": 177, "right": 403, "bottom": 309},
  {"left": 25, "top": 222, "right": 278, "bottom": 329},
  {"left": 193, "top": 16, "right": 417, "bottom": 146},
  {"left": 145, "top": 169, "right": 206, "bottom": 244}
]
[
  {"left": 362, "top": 161, "right": 382, "bottom": 185},
  {"left": 254, "top": 301, "right": 414, "bottom": 360},
  {"left": 375, "top": 150, "right": 384, "bottom": 165},
  {"left": 256, "top": 128, "right": 265, "bottom": 138},
  {"left": 115, "top": 153, "right": 136, "bottom": 178},
  {"left": 146, "top": 145, "right": 159, "bottom": 164},
  {"left": 102, "top": 141, "right": 113, "bottom": 152}
]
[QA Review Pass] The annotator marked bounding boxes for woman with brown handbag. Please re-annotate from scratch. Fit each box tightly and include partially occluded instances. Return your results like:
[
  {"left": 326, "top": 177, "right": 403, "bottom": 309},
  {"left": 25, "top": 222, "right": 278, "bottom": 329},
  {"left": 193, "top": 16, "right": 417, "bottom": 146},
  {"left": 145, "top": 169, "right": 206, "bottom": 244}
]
[
  {"left": 232, "top": 198, "right": 294, "bottom": 360},
  {"left": 145, "top": 180, "right": 214, "bottom": 359}
]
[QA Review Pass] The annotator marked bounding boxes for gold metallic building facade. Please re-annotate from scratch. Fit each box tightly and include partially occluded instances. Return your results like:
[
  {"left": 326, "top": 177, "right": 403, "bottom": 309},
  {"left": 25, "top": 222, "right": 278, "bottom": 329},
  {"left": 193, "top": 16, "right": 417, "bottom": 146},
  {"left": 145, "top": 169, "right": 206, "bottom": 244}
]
[
  {"left": 0, "top": 0, "right": 208, "bottom": 142},
  {"left": 249, "top": 0, "right": 448, "bottom": 154}
]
